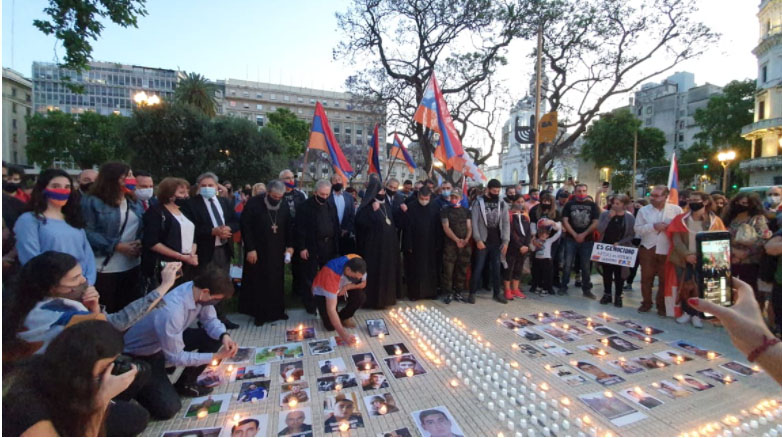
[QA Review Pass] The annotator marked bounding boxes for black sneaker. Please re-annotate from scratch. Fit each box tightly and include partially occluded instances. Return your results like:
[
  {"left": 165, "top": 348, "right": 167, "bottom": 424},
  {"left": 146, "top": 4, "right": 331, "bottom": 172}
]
[
  {"left": 557, "top": 287, "right": 568, "bottom": 296},
  {"left": 442, "top": 294, "right": 453, "bottom": 304},
  {"left": 614, "top": 297, "right": 623, "bottom": 308},
  {"left": 305, "top": 306, "right": 318, "bottom": 315},
  {"left": 220, "top": 317, "right": 240, "bottom": 330},
  {"left": 575, "top": 280, "right": 582, "bottom": 288},
  {"left": 467, "top": 293, "right": 476, "bottom": 304},
  {"left": 176, "top": 383, "right": 213, "bottom": 398},
  {"left": 453, "top": 291, "right": 466, "bottom": 302},
  {"left": 583, "top": 291, "right": 597, "bottom": 300},
  {"left": 599, "top": 295, "right": 612, "bottom": 305},
  {"left": 493, "top": 294, "right": 508, "bottom": 304}
]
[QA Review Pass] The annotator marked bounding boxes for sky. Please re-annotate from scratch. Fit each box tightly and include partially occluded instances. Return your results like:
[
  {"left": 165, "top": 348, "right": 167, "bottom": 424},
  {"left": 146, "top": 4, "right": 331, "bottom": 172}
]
[{"left": 2, "top": 0, "right": 760, "bottom": 162}]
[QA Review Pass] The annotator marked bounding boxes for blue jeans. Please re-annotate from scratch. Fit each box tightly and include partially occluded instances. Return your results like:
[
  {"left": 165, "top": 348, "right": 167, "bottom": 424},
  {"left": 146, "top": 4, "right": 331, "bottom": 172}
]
[
  {"left": 561, "top": 237, "right": 593, "bottom": 293},
  {"left": 470, "top": 244, "right": 502, "bottom": 295}
]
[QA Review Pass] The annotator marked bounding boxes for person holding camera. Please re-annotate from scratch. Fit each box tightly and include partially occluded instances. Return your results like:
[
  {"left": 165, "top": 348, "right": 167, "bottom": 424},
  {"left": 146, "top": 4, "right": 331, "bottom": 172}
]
[
  {"left": 123, "top": 264, "right": 238, "bottom": 418},
  {"left": 3, "top": 320, "right": 140, "bottom": 436}
]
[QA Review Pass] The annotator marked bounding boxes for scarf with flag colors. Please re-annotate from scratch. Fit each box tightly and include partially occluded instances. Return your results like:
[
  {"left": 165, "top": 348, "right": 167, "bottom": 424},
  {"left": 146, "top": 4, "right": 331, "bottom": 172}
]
[
  {"left": 312, "top": 254, "right": 363, "bottom": 298},
  {"left": 308, "top": 102, "right": 353, "bottom": 181}
]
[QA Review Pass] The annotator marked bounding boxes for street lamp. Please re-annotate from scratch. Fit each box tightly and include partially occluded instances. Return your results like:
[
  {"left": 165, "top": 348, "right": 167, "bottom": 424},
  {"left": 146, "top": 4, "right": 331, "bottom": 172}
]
[
  {"left": 717, "top": 150, "right": 736, "bottom": 193},
  {"left": 133, "top": 91, "right": 161, "bottom": 107}
]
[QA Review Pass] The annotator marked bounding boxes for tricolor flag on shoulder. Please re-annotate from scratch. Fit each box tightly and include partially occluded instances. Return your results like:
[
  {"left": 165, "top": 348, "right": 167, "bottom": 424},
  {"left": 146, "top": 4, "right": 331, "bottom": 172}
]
[
  {"left": 413, "top": 72, "right": 465, "bottom": 170},
  {"left": 308, "top": 102, "right": 353, "bottom": 180},
  {"left": 667, "top": 152, "right": 679, "bottom": 206},
  {"left": 368, "top": 124, "right": 381, "bottom": 175},
  {"left": 390, "top": 133, "right": 417, "bottom": 173}
]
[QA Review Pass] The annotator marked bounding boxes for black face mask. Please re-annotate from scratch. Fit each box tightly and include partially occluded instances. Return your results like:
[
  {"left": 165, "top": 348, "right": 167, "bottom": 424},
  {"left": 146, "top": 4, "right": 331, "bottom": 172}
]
[
  {"left": 332, "top": 183, "right": 343, "bottom": 192},
  {"left": 267, "top": 196, "right": 281, "bottom": 206},
  {"left": 3, "top": 181, "right": 19, "bottom": 193},
  {"left": 174, "top": 197, "right": 188, "bottom": 207},
  {"left": 487, "top": 193, "right": 499, "bottom": 201},
  {"left": 688, "top": 202, "right": 704, "bottom": 212},
  {"left": 315, "top": 195, "right": 328, "bottom": 205},
  {"left": 79, "top": 182, "right": 93, "bottom": 193},
  {"left": 541, "top": 202, "right": 552, "bottom": 209},
  {"left": 732, "top": 204, "right": 748, "bottom": 213},
  {"left": 375, "top": 193, "right": 386, "bottom": 201}
]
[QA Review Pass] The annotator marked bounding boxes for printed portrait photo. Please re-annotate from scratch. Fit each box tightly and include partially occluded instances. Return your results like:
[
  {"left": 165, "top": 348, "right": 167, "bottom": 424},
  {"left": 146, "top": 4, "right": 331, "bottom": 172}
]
[
  {"left": 411, "top": 406, "right": 465, "bottom": 437},
  {"left": 607, "top": 359, "right": 645, "bottom": 375},
  {"left": 364, "top": 393, "right": 400, "bottom": 416},
  {"left": 280, "top": 382, "right": 311, "bottom": 407},
  {"left": 352, "top": 352, "right": 381, "bottom": 372},
  {"left": 237, "top": 380, "right": 271, "bottom": 403},
  {"left": 255, "top": 343, "right": 304, "bottom": 364},
  {"left": 380, "top": 427, "right": 413, "bottom": 437},
  {"left": 668, "top": 340, "right": 721, "bottom": 360},
  {"left": 578, "top": 391, "right": 646, "bottom": 427},
  {"left": 654, "top": 380, "right": 692, "bottom": 400},
  {"left": 318, "top": 357, "right": 347, "bottom": 375},
  {"left": 720, "top": 361, "right": 758, "bottom": 377},
  {"left": 323, "top": 392, "right": 365, "bottom": 433},
  {"left": 359, "top": 371, "right": 390, "bottom": 390},
  {"left": 224, "top": 347, "right": 255, "bottom": 364},
  {"left": 622, "top": 329, "right": 658, "bottom": 343},
  {"left": 307, "top": 338, "right": 336, "bottom": 355},
  {"left": 286, "top": 327, "right": 317, "bottom": 342},
  {"left": 184, "top": 393, "right": 231, "bottom": 418},
  {"left": 279, "top": 360, "right": 306, "bottom": 383},
  {"left": 277, "top": 407, "right": 313, "bottom": 437},
  {"left": 222, "top": 414, "right": 268, "bottom": 437},
  {"left": 385, "top": 354, "right": 427, "bottom": 378},
  {"left": 674, "top": 374, "right": 714, "bottom": 392},
  {"left": 367, "top": 319, "right": 390, "bottom": 337},
  {"left": 383, "top": 342, "right": 410, "bottom": 356},
  {"left": 619, "top": 388, "right": 664, "bottom": 410},
  {"left": 316, "top": 373, "right": 359, "bottom": 392},
  {"left": 546, "top": 363, "right": 587, "bottom": 386},
  {"left": 163, "top": 427, "right": 222, "bottom": 437},
  {"left": 515, "top": 327, "right": 545, "bottom": 342},
  {"left": 602, "top": 336, "right": 641, "bottom": 353},
  {"left": 574, "top": 360, "right": 625, "bottom": 386},
  {"left": 519, "top": 344, "right": 547, "bottom": 359},
  {"left": 539, "top": 342, "right": 573, "bottom": 356},
  {"left": 696, "top": 368, "right": 737, "bottom": 385},
  {"left": 232, "top": 364, "right": 269, "bottom": 382}
]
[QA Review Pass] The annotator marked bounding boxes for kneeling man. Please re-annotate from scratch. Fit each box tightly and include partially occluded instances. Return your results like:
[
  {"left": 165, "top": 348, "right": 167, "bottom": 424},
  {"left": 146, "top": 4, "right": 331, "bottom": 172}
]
[{"left": 312, "top": 255, "right": 367, "bottom": 345}]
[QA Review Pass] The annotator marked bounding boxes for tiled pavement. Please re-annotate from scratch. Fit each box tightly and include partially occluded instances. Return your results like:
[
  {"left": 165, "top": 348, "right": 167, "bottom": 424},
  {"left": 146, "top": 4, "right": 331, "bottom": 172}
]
[{"left": 143, "top": 276, "right": 782, "bottom": 437}]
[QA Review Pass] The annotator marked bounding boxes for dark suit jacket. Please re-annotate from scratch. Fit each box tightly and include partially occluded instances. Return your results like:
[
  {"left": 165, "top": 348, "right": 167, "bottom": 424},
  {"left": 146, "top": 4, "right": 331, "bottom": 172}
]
[
  {"left": 182, "top": 195, "right": 239, "bottom": 267},
  {"left": 328, "top": 191, "right": 355, "bottom": 235},
  {"left": 295, "top": 197, "right": 340, "bottom": 259}
]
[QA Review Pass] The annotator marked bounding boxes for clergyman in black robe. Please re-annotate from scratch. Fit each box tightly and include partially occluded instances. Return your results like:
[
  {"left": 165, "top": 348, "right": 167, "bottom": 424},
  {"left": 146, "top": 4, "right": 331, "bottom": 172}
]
[
  {"left": 239, "top": 184, "right": 293, "bottom": 325},
  {"left": 355, "top": 175, "right": 401, "bottom": 309},
  {"left": 400, "top": 187, "right": 441, "bottom": 300}
]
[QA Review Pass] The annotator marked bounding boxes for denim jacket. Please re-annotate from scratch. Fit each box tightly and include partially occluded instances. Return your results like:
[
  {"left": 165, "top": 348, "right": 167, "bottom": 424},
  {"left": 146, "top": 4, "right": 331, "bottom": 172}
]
[{"left": 82, "top": 194, "right": 144, "bottom": 257}]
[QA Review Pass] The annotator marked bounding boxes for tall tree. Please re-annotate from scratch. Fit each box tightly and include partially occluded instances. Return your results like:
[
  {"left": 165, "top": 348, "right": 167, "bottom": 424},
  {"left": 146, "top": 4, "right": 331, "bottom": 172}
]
[
  {"left": 173, "top": 73, "right": 218, "bottom": 117},
  {"left": 335, "top": 0, "right": 531, "bottom": 172},
  {"left": 266, "top": 108, "right": 310, "bottom": 157},
  {"left": 34, "top": 0, "right": 147, "bottom": 91},
  {"left": 580, "top": 109, "right": 666, "bottom": 191},
  {"left": 526, "top": 0, "right": 718, "bottom": 186},
  {"left": 208, "top": 117, "right": 287, "bottom": 185},
  {"left": 693, "top": 79, "right": 756, "bottom": 159},
  {"left": 25, "top": 111, "right": 79, "bottom": 169}
]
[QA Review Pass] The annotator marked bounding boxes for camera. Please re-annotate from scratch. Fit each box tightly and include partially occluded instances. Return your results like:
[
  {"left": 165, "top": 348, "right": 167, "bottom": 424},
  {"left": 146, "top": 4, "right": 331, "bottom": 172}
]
[{"left": 112, "top": 355, "right": 149, "bottom": 375}]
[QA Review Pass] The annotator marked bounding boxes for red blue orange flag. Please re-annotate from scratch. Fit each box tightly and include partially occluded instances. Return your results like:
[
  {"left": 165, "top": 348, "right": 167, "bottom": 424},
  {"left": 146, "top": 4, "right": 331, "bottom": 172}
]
[
  {"left": 308, "top": 102, "right": 353, "bottom": 180},
  {"left": 413, "top": 72, "right": 465, "bottom": 169},
  {"left": 390, "top": 133, "right": 417, "bottom": 173},
  {"left": 368, "top": 124, "right": 381, "bottom": 175},
  {"left": 667, "top": 152, "right": 679, "bottom": 206}
]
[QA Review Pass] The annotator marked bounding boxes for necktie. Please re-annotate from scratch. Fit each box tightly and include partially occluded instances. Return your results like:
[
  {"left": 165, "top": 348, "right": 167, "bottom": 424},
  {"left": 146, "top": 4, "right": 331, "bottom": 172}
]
[{"left": 209, "top": 198, "right": 227, "bottom": 243}]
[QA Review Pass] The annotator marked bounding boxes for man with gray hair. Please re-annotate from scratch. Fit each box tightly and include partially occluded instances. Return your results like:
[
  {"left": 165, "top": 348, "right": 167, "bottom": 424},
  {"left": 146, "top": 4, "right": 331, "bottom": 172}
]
[
  {"left": 182, "top": 171, "right": 240, "bottom": 328},
  {"left": 238, "top": 179, "right": 294, "bottom": 325},
  {"left": 329, "top": 173, "right": 356, "bottom": 254},
  {"left": 295, "top": 179, "right": 341, "bottom": 317},
  {"left": 279, "top": 169, "right": 312, "bottom": 313}
]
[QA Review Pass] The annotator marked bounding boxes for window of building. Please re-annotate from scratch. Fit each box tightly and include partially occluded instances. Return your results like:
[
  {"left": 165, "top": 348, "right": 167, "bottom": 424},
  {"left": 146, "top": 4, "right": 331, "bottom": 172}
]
[
  {"left": 645, "top": 118, "right": 652, "bottom": 125},
  {"left": 762, "top": 64, "right": 768, "bottom": 83},
  {"left": 243, "top": 103, "right": 250, "bottom": 109},
  {"left": 323, "top": 100, "right": 328, "bottom": 106},
  {"left": 256, "top": 104, "right": 263, "bottom": 110},
  {"left": 12, "top": 103, "right": 17, "bottom": 114},
  {"left": 255, "top": 115, "right": 265, "bottom": 126},
  {"left": 678, "top": 133, "right": 684, "bottom": 142},
  {"left": 256, "top": 93, "right": 263, "bottom": 98},
  {"left": 754, "top": 138, "right": 763, "bottom": 158},
  {"left": 310, "top": 98, "right": 315, "bottom": 104},
  {"left": 645, "top": 106, "right": 652, "bottom": 114},
  {"left": 284, "top": 95, "right": 290, "bottom": 102},
  {"left": 12, "top": 119, "right": 17, "bottom": 129},
  {"left": 230, "top": 101, "right": 236, "bottom": 107},
  {"left": 298, "top": 108, "right": 302, "bottom": 114},
  {"left": 270, "top": 93, "right": 276, "bottom": 100},
  {"left": 356, "top": 128, "right": 362, "bottom": 136},
  {"left": 243, "top": 91, "right": 249, "bottom": 97},
  {"left": 298, "top": 97, "right": 303, "bottom": 102},
  {"left": 759, "top": 100, "right": 766, "bottom": 119},
  {"left": 11, "top": 87, "right": 16, "bottom": 97},
  {"left": 345, "top": 127, "right": 351, "bottom": 134},
  {"left": 334, "top": 101, "right": 340, "bottom": 107}
]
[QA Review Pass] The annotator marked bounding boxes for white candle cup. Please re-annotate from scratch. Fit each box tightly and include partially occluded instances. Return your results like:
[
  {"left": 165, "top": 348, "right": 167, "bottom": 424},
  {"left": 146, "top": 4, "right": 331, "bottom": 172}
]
[
  {"left": 538, "top": 391, "right": 547, "bottom": 400},
  {"left": 479, "top": 392, "right": 485, "bottom": 401},
  {"left": 513, "top": 369, "right": 520, "bottom": 377},
  {"left": 543, "top": 427, "right": 551, "bottom": 437},
  {"left": 519, "top": 418, "right": 528, "bottom": 429},
  {"left": 528, "top": 428, "right": 536, "bottom": 437},
  {"left": 530, "top": 393, "right": 537, "bottom": 402},
  {"left": 515, "top": 432, "right": 523, "bottom": 438},
  {"left": 511, "top": 377, "right": 518, "bottom": 385},
  {"left": 503, "top": 371, "right": 510, "bottom": 379},
  {"left": 552, "top": 412, "right": 560, "bottom": 421},
  {"left": 491, "top": 391, "right": 498, "bottom": 400},
  {"left": 540, "top": 402, "right": 548, "bottom": 411},
  {"left": 510, "top": 388, "right": 518, "bottom": 396},
  {"left": 539, "top": 413, "right": 547, "bottom": 424},
  {"left": 463, "top": 377, "right": 470, "bottom": 385},
  {"left": 451, "top": 365, "right": 458, "bottom": 372},
  {"left": 508, "top": 409, "right": 516, "bottom": 419},
  {"left": 457, "top": 371, "right": 463, "bottom": 378},
  {"left": 550, "top": 400, "right": 559, "bottom": 410},
  {"left": 446, "top": 359, "right": 452, "bottom": 366},
  {"left": 508, "top": 421, "right": 515, "bottom": 431},
  {"left": 531, "top": 383, "right": 537, "bottom": 391},
  {"left": 575, "top": 419, "right": 583, "bottom": 429},
  {"left": 488, "top": 402, "right": 495, "bottom": 410},
  {"left": 499, "top": 412, "right": 506, "bottom": 422},
  {"left": 750, "top": 420, "right": 759, "bottom": 429},
  {"left": 517, "top": 394, "right": 526, "bottom": 404},
  {"left": 529, "top": 404, "right": 536, "bottom": 414},
  {"left": 499, "top": 400, "right": 506, "bottom": 409},
  {"left": 589, "top": 427, "right": 597, "bottom": 436},
  {"left": 562, "top": 408, "right": 570, "bottom": 418},
  {"left": 502, "top": 389, "right": 508, "bottom": 397},
  {"left": 530, "top": 415, "right": 538, "bottom": 426},
  {"left": 562, "top": 420, "right": 570, "bottom": 430},
  {"left": 482, "top": 382, "right": 489, "bottom": 391},
  {"left": 732, "top": 427, "right": 742, "bottom": 436},
  {"left": 551, "top": 424, "right": 560, "bottom": 434},
  {"left": 522, "top": 376, "right": 529, "bottom": 384}
]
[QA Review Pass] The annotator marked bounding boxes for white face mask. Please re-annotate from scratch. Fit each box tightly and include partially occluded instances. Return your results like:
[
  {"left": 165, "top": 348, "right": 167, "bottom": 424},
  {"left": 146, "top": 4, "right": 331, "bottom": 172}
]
[
  {"left": 767, "top": 194, "right": 781, "bottom": 207},
  {"left": 135, "top": 187, "right": 154, "bottom": 201}
]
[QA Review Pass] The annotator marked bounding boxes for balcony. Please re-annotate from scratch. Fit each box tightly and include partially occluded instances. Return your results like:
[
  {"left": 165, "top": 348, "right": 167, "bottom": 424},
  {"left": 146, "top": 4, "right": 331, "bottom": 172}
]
[
  {"left": 741, "top": 117, "right": 782, "bottom": 138},
  {"left": 739, "top": 154, "right": 782, "bottom": 171}
]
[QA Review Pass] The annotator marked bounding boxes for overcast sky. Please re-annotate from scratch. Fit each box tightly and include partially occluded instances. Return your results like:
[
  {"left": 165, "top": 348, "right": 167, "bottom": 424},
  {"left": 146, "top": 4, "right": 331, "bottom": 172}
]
[{"left": 2, "top": 0, "right": 759, "bottom": 162}]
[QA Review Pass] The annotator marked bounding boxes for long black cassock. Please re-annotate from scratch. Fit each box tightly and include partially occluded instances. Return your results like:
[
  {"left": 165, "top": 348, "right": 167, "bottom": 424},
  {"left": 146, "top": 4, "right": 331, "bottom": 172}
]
[
  {"left": 400, "top": 199, "right": 442, "bottom": 300},
  {"left": 355, "top": 198, "right": 401, "bottom": 309},
  {"left": 239, "top": 194, "right": 293, "bottom": 324}
]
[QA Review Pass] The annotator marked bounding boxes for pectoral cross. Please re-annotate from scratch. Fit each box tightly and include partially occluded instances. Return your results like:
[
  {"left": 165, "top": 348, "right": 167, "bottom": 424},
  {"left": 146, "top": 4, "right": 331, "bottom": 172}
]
[{"left": 271, "top": 224, "right": 278, "bottom": 234}]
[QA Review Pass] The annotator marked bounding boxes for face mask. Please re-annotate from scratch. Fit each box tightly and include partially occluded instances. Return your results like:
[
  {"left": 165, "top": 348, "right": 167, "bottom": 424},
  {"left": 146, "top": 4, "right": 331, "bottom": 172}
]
[
  {"left": 450, "top": 199, "right": 461, "bottom": 207},
  {"left": 135, "top": 187, "right": 153, "bottom": 201},
  {"left": 347, "top": 275, "right": 364, "bottom": 285},
  {"left": 124, "top": 178, "right": 137, "bottom": 191},
  {"left": 512, "top": 204, "right": 523, "bottom": 211},
  {"left": 767, "top": 195, "right": 781, "bottom": 207},
  {"left": 487, "top": 193, "right": 499, "bottom": 201},
  {"left": 375, "top": 193, "right": 386, "bottom": 201},
  {"left": 441, "top": 190, "right": 452, "bottom": 198},
  {"left": 733, "top": 204, "right": 748, "bottom": 213},
  {"left": 542, "top": 202, "right": 552, "bottom": 208},
  {"left": 332, "top": 183, "right": 343, "bottom": 192},
  {"left": 200, "top": 187, "right": 217, "bottom": 199},
  {"left": 386, "top": 189, "right": 397, "bottom": 197},
  {"left": 3, "top": 181, "right": 19, "bottom": 193},
  {"left": 267, "top": 196, "right": 281, "bottom": 206},
  {"left": 284, "top": 181, "right": 296, "bottom": 189},
  {"left": 44, "top": 188, "right": 71, "bottom": 207},
  {"left": 60, "top": 281, "right": 88, "bottom": 301},
  {"left": 174, "top": 197, "right": 188, "bottom": 207},
  {"left": 316, "top": 195, "right": 328, "bottom": 204},
  {"left": 419, "top": 199, "right": 430, "bottom": 207},
  {"left": 575, "top": 194, "right": 588, "bottom": 201},
  {"left": 79, "top": 182, "right": 93, "bottom": 193},
  {"left": 531, "top": 195, "right": 539, "bottom": 201},
  {"left": 688, "top": 202, "right": 704, "bottom": 212}
]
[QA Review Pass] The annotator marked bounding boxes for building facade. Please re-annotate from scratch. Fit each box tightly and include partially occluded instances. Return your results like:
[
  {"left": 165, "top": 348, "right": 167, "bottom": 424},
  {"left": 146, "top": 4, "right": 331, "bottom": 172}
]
[
  {"left": 2, "top": 68, "right": 32, "bottom": 165},
  {"left": 740, "top": 0, "right": 782, "bottom": 186},
  {"left": 633, "top": 71, "right": 722, "bottom": 156},
  {"left": 215, "top": 79, "right": 386, "bottom": 184},
  {"left": 32, "top": 61, "right": 182, "bottom": 116}
]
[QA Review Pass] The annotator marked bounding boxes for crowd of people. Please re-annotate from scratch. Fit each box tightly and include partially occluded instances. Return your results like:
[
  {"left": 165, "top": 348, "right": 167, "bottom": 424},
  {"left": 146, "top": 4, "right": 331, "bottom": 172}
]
[{"left": 2, "top": 159, "right": 782, "bottom": 435}]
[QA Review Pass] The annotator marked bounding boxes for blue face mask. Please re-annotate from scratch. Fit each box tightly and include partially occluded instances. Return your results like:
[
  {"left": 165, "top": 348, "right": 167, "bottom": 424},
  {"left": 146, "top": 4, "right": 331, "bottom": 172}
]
[
  {"left": 441, "top": 190, "right": 452, "bottom": 198},
  {"left": 200, "top": 187, "right": 217, "bottom": 199}
]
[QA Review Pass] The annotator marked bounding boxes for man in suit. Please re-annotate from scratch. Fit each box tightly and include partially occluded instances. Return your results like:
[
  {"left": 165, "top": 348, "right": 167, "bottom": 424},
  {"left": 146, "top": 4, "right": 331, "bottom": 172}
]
[
  {"left": 134, "top": 169, "right": 157, "bottom": 211},
  {"left": 183, "top": 171, "right": 240, "bottom": 328},
  {"left": 328, "top": 173, "right": 355, "bottom": 255},
  {"left": 296, "top": 180, "right": 341, "bottom": 316}
]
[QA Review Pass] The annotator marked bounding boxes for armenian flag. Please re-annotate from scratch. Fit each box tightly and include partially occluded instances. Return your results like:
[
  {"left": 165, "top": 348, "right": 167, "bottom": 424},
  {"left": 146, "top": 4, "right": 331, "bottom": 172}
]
[
  {"left": 308, "top": 102, "right": 353, "bottom": 180},
  {"left": 368, "top": 124, "right": 381, "bottom": 175},
  {"left": 413, "top": 72, "right": 465, "bottom": 169},
  {"left": 390, "top": 133, "right": 417, "bottom": 173},
  {"left": 667, "top": 152, "right": 679, "bottom": 206}
]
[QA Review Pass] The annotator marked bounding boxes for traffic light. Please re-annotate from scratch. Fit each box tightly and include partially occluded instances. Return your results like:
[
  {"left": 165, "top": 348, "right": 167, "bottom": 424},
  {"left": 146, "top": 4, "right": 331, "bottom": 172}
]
[
  {"left": 691, "top": 185, "right": 697, "bottom": 190},
  {"left": 703, "top": 163, "right": 709, "bottom": 170},
  {"left": 732, "top": 184, "right": 738, "bottom": 189}
]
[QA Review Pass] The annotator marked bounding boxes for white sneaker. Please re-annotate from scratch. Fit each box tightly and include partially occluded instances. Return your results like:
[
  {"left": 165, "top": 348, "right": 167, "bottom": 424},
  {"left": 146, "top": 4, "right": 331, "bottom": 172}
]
[
  {"left": 676, "top": 314, "right": 691, "bottom": 324},
  {"left": 691, "top": 316, "right": 703, "bottom": 328}
]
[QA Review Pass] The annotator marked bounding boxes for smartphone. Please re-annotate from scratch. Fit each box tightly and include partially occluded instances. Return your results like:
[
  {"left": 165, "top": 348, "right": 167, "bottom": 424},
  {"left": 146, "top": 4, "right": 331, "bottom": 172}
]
[
  {"left": 695, "top": 231, "right": 732, "bottom": 317},
  {"left": 160, "top": 260, "right": 184, "bottom": 279}
]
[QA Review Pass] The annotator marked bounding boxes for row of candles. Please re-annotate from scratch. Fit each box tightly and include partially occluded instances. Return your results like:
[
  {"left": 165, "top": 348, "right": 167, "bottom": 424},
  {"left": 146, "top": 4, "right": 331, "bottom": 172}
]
[
  {"left": 678, "top": 399, "right": 782, "bottom": 437},
  {"left": 389, "top": 305, "right": 613, "bottom": 437}
]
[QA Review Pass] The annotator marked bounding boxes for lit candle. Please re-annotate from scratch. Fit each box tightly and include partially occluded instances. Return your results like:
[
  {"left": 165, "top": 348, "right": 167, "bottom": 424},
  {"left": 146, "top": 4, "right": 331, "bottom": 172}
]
[
  {"left": 289, "top": 398, "right": 298, "bottom": 408},
  {"left": 335, "top": 383, "right": 343, "bottom": 391},
  {"left": 644, "top": 336, "right": 652, "bottom": 343},
  {"left": 378, "top": 333, "right": 385, "bottom": 340},
  {"left": 540, "top": 382, "right": 550, "bottom": 391},
  {"left": 450, "top": 379, "right": 459, "bottom": 387},
  {"left": 602, "top": 312, "right": 608, "bottom": 320},
  {"left": 233, "top": 413, "right": 242, "bottom": 422},
  {"left": 197, "top": 409, "right": 208, "bottom": 419},
  {"left": 405, "top": 368, "right": 414, "bottom": 377},
  {"left": 287, "top": 375, "right": 295, "bottom": 383},
  {"left": 379, "top": 404, "right": 388, "bottom": 415},
  {"left": 338, "top": 421, "right": 350, "bottom": 433},
  {"left": 598, "top": 349, "right": 607, "bottom": 356},
  {"left": 227, "top": 364, "right": 234, "bottom": 372},
  {"left": 211, "top": 359, "right": 218, "bottom": 366}
]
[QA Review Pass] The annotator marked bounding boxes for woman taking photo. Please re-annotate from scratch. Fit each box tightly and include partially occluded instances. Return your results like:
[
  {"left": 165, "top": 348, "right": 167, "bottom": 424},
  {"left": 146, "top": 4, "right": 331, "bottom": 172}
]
[
  {"left": 82, "top": 162, "right": 145, "bottom": 312},
  {"left": 141, "top": 177, "right": 198, "bottom": 285},
  {"left": 3, "top": 320, "right": 139, "bottom": 437},
  {"left": 13, "top": 169, "right": 96, "bottom": 284},
  {"left": 722, "top": 193, "right": 772, "bottom": 301}
]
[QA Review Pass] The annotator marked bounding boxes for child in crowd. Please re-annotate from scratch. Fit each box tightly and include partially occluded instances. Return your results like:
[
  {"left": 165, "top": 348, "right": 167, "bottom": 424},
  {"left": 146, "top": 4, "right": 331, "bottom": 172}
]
[{"left": 529, "top": 218, "right": 562, "bottom": 295}]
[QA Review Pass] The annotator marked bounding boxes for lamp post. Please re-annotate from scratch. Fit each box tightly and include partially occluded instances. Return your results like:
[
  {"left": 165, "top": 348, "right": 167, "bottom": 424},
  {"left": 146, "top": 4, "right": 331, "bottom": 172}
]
[
  {"left": 717, "top": 150, "right": 736, "bottom": 193},
  {"left": 133, "top": 91, "right": 161, "bottom": 107}
]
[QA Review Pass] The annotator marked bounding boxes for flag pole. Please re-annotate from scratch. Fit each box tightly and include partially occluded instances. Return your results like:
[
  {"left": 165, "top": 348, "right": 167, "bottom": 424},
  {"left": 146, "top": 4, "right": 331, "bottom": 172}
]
[
  {"left": 632, "top": 128, "right": 638, "bottom": 198},
  {"left": 384, "top": 132, "right": 401, "bottom": 183},
  {"left": 532, "top": 22, "right": 543, "bottom": 190}
]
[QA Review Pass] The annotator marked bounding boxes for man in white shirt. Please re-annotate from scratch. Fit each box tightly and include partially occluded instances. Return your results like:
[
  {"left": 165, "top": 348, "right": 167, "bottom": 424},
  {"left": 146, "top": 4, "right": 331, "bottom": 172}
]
[{"left": 633, "top": 185, "right": 682, "bottom": 315}]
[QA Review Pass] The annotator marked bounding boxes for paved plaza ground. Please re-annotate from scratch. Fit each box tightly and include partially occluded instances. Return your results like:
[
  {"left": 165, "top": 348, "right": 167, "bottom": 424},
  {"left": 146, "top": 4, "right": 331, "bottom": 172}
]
[{"left": 145, "top": 275, "right": 782, "bottom": 437}]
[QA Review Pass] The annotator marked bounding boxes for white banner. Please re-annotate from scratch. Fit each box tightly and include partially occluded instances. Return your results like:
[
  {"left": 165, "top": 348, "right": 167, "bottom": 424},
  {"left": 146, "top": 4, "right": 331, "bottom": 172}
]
[{"left": 590, "top": 243, "right": 638, "bottom": 267}]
